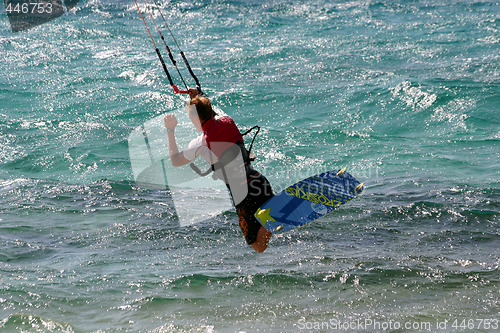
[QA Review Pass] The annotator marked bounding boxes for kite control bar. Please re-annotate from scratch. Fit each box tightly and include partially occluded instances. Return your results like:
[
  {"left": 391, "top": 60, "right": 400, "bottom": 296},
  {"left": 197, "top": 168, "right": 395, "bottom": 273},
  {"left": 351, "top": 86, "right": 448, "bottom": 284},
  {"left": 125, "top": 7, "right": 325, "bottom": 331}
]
[{"left": 133, "top": 0, "right": 203, "bottom": 95}]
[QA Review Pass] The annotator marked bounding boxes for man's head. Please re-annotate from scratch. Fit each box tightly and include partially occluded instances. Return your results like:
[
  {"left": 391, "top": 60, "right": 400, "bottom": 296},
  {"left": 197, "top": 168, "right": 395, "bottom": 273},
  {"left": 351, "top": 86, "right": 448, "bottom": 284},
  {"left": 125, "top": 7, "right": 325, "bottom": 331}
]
[{"left": 188, "top": 96, "right": 216, "bottom": 123}]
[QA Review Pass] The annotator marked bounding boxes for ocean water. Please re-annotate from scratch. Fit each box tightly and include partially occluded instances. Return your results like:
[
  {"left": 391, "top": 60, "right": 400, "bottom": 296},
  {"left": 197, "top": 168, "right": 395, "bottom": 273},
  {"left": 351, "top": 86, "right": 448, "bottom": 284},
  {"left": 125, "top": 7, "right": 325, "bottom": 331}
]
[{"left": 0, "top": 0, "right": 499, "bottom": 332}]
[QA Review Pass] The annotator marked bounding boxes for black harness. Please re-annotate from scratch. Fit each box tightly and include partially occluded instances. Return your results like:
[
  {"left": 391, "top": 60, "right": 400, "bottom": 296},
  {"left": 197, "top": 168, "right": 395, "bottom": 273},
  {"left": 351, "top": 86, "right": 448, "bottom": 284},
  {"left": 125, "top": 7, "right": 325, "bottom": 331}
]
[{"left": 189, "top": 126, "right": 260, "bottom": 181}]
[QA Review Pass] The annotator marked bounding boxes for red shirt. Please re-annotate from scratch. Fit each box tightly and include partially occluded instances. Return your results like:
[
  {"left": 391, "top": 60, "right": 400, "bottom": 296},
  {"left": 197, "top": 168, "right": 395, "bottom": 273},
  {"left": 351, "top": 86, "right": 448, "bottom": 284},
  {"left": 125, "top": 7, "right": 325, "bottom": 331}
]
[{"left": 202, "top": 116, "right": 243, "bottom": 158}]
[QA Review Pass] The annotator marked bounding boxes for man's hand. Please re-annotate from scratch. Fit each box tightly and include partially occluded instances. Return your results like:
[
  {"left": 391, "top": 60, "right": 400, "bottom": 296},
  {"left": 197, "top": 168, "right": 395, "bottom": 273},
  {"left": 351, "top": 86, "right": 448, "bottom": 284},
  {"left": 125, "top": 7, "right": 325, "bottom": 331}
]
[
  {"left": 163, "top": 113, "right": 189, "bottom": 166},
  {"left": 188, "top": 88, "right": 198, "bottom": 99},
  {"left": 164, "top": 113, "right": 178, "bottom": 130}
]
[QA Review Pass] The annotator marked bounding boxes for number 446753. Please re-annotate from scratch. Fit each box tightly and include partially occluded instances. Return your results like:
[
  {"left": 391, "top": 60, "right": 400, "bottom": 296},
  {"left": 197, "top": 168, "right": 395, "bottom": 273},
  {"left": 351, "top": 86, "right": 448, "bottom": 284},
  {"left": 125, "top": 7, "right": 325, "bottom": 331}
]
[
  {"left": 452, "top": 319, "right": 498, "bottom": 330},
  {"left": 6, "top": 1, "right": 53, "bottom": 15}
]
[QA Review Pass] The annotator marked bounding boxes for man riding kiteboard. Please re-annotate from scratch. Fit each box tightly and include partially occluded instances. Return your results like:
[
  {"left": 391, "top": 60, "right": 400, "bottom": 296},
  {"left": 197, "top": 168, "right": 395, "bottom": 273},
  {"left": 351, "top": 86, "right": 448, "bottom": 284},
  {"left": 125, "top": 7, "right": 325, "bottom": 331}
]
[{"left": 163, "top": 89, "right": 274, "bottom": 252}]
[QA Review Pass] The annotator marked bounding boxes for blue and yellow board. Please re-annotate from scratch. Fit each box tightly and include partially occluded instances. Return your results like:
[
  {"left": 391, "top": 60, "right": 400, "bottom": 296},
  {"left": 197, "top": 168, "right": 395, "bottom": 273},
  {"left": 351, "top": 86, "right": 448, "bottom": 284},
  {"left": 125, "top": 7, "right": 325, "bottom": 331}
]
[{"left": 254, "top": 168, "right": 364, "bottom": 234}]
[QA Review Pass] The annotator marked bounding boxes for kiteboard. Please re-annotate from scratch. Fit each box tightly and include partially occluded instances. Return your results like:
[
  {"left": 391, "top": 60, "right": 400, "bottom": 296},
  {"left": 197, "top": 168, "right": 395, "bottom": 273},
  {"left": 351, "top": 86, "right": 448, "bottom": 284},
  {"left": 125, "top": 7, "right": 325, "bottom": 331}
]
[{"left": 254, "top": 168, "right": 364, "bottom": 234}]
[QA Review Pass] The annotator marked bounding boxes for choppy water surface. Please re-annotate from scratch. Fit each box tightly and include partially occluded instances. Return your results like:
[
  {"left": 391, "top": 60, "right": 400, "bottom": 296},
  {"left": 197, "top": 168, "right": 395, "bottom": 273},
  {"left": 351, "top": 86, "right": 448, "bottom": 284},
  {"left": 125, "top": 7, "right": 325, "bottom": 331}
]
[{"left": 0, "top": 1, "right": 498, "bottom": 332}]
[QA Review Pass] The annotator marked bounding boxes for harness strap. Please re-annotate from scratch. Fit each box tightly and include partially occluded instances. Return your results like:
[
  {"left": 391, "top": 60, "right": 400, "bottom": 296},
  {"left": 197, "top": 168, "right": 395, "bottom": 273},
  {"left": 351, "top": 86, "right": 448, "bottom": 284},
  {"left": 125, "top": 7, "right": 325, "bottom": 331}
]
[
  {"left": 241, "top": 126, "right": 260, "bottom": 155},
  {"left": 190, "top": 141, "right": 252, "bottom": 179},
  {"left": 190, "top": 126, "right": 261, "bottom": 179}
]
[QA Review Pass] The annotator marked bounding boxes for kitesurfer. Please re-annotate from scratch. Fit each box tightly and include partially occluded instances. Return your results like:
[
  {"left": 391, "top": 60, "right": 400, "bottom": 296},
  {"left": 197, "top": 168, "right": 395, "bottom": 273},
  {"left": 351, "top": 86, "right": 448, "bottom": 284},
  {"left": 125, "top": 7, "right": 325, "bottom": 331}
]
[{"left": 163, "top": 89, "right": 273, "bottom": 252}]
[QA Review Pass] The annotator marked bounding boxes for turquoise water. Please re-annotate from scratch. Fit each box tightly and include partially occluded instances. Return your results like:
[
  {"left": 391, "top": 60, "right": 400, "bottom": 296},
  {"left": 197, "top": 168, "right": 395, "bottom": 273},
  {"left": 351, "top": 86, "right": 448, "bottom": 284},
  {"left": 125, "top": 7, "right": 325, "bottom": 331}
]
[{"left": 1, "top": 0, "right": 499, "bottom": 332}]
